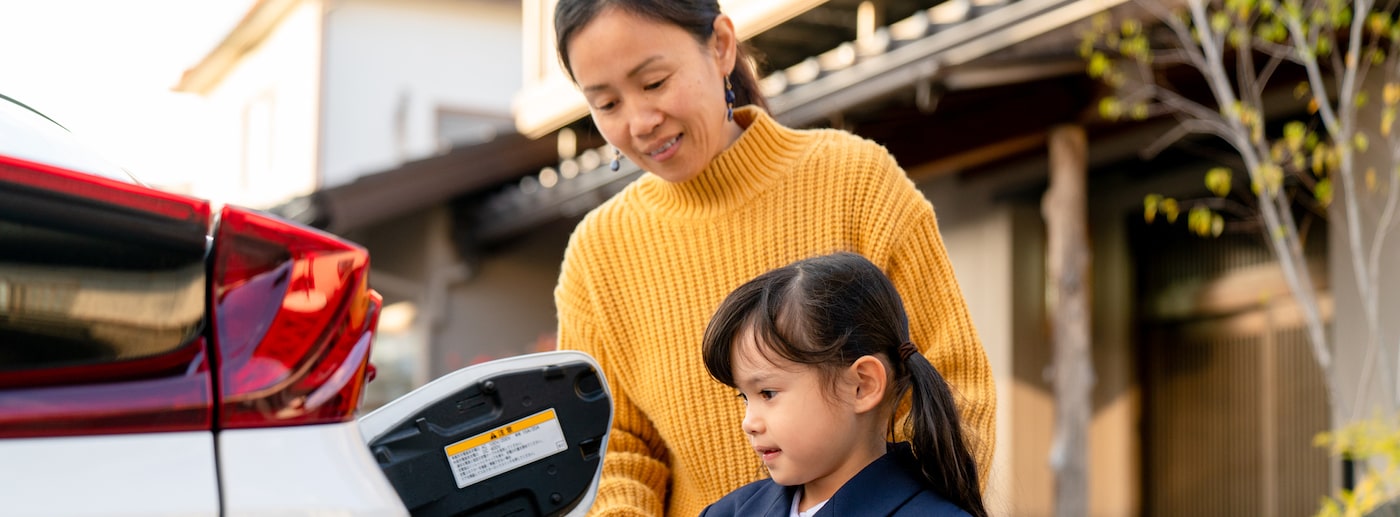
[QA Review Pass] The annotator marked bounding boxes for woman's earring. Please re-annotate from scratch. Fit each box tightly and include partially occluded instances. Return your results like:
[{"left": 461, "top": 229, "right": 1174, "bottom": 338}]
[
  {"left": 725, "top": 75, "right": 735, "bottom": 122},
  {"left": 610, "top": 147, "right": 621, "bottom": 171}
]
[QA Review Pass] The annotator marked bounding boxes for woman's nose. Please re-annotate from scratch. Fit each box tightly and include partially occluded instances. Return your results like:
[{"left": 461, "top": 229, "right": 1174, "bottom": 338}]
[{"left": 627, "top": 101, "right": 662, "bottom": 139}]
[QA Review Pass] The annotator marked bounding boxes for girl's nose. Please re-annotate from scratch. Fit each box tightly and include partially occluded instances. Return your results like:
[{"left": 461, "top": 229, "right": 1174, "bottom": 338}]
[{"left": 741, "top": 407, "right": 762, "bottom": 435}]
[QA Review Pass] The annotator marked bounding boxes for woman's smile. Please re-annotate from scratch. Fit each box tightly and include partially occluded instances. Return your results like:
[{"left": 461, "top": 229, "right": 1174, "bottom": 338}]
[{"left": 646, "top": 134, "right": 682, "bottom": 161}]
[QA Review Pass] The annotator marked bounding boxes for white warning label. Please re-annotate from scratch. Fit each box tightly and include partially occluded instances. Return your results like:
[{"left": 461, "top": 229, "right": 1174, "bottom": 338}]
[{"left": 444, "top": 408, "right": 568, "bottom": 488}]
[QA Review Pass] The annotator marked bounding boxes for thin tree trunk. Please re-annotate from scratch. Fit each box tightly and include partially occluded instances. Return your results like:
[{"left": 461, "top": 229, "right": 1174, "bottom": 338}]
[{"left": 1043, "top": 124, "right": 1095, "bottom": 517}]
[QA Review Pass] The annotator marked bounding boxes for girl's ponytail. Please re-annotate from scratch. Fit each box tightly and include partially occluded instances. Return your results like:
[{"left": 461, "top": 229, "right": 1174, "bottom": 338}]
[{"left": 898, "top": 342, "right": 987, "bottom": 517}]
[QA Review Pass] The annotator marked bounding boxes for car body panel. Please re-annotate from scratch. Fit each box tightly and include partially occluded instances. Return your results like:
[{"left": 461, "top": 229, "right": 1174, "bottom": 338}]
[
  {"left": 0, "top": 432, "right": 220, "bottom": 517},
  {"left": 220, "top": 423, "right": 408, "bottom": 517}
]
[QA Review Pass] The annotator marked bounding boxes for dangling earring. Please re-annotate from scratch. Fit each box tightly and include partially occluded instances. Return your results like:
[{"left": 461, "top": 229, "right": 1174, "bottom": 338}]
[
  {"left": 610, "top": 147, "right": 621, "bottom": 171},
  {"left": 724, "top": 75, "right": 735, "bottom": 122}
]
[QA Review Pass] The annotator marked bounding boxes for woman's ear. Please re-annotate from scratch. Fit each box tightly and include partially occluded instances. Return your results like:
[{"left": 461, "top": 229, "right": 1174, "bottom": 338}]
[
  {"left": 710, "top": 13, "right": 738, "bottom": 76},
  {"left": 848, "top": 355, "right": 888, "bottom": 414}
]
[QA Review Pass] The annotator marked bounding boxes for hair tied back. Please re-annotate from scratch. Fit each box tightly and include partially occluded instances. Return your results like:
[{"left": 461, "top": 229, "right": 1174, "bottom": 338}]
[{"left": 898, "top": 341, "right": 919, "bottom": 363}]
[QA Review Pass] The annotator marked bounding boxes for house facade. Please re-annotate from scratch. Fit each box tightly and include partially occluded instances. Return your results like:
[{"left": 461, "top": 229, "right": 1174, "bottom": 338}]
[{"left": 174, "top": 0, "right": 538, "bottom": 409}]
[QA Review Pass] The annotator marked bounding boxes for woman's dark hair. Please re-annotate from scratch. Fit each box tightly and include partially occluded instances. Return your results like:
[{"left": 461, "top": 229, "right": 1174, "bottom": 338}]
[
  {"left": 554, "top": 0, "right": 769, "bottom": 112},
  {"left": 702, "top": 252, "right": 986, "bottom": 517}
]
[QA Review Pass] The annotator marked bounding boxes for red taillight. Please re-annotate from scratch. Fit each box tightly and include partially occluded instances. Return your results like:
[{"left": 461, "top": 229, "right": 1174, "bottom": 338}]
[
  {"left": 0, "top": 154, "right": 206, "bottom": 221},
  {"left": 0, "top": 155, "right": 213, "bottom": 438},
  {"left": 211, "top": 205, "right": 381, "bottom": 429}
]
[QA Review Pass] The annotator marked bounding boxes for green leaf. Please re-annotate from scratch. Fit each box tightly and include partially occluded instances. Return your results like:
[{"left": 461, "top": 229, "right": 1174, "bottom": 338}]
[
  {"left": 1206, "top": 167, "right": 1233, "bottom": 196},
  {"left": 1312, "top": 144, "right": 1328, "bottom": 175},
  {"left": 1144, "top": 194, "right": 1161, "bottom": 223},
  {"left": 1260, "top": 163, "right": 1285, "bottom": 196},
  {"left": 1099, "top": 97, "right": 1123, "bottom": 120},
  {"left": 1121, "top": 18, "right": 1142, "bottom": 36},
  {"left": 1355, "top": 132, "right": 1370, "bottom": 152},
  {"left": 1356, "top": 90, "right": 1369, "bottom": 109},
  {"left": 1229, "top": 27, "right": 1249, "bottom": 47},
  {"left": 1212, "top": 12, "right": 1231, "bottom": 33},
  {"left": 1367, "top": 13, "right": 1390, "bottom": 35},
  {"left": 1284, "top": 121, "right": 1307, "bottom": 152},
  {"left": 1189, "top": 206, "right": 1213, "bottom": 236},
  {"left": 1314, "top": 178, "right": 1333, "bottom": 207},
  {"left": 1088, "top": 52, "right": 1111, "bottom": 78},
  {"left": 1162, "top": 198, "right": 1180, "bottom": 223}
]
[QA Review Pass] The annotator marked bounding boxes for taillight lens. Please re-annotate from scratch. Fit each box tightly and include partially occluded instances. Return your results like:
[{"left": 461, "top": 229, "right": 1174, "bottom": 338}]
[
  {"left": 210, "top": 205, "right": 380, "bottom": 429},
  {"left": 0, "top": 154, "right": 212, "bottom": 438}
]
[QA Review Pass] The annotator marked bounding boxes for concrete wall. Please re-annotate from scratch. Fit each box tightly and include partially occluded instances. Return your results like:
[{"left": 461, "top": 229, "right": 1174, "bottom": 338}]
[
  {"left": 431, "top": 218, "right": 576, "bottom": 376},
  {"left": 353, "top": 206, "right": 574, "bottom": 405},
  {"left": 321, "top": 0, "right": 522, "bottom": 188}
]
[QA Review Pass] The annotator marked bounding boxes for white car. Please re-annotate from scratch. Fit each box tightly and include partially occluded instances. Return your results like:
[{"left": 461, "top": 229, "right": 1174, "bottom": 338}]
[{"left": 0, "top": 93, "right": 611, "bottom": 517}]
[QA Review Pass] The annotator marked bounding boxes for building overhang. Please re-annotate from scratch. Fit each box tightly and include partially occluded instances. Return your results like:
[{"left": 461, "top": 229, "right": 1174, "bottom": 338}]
[
  {"left": 173, "top": 0, "right": 303, "bottom": 94},
  {"left": 269, "top": 132, "right": 569, "bottom": 234}
]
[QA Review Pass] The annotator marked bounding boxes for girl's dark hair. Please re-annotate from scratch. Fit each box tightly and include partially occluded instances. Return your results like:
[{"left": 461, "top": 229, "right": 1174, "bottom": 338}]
[
  {"left": 702, "top": 252, "right": 986, "bottom": 517},
  {"left": 554, "top": 0, "right": 769, "bottom": 112}
]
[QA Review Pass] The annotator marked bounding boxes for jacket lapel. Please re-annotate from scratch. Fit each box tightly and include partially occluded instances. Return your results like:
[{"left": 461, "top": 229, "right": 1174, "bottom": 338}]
[{"left": 814, "top": 444, "right": 923, "bottom": 516}]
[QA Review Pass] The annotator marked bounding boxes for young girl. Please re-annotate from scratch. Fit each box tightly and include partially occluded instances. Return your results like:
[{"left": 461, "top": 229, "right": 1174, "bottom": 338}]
[{"left": 699, "top": 252, "right": 987, "bottom": 517}]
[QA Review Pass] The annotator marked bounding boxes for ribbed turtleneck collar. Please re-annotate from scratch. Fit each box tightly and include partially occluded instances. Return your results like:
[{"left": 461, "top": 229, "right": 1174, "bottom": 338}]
[{"left": 633, "top": 106, "right": 811, "bottom": 219}]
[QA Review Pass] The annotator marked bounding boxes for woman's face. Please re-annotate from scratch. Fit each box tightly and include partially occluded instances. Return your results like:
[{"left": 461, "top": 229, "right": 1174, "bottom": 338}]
[{"left": 566, "top": 7, "right": 740, "bottom": 183}]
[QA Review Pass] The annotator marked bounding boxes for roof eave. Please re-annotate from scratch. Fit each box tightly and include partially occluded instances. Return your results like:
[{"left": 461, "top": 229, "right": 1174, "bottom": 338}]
[{"left": 172, "top": 0, "right": 305, "bottom": 94}]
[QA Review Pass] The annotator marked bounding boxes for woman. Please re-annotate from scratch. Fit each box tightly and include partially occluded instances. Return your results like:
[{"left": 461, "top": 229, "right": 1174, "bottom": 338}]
[{"left": 551, "top": 1, "right": 996, "bottom": 515}]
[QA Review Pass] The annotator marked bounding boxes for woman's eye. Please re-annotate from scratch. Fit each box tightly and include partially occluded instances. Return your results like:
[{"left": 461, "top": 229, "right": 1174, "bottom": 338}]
[
  {"left": 643, "top": 79, "right": 665, "bottom": 91},
  {"left": 595, "top": 100, "right": 616, "bottom": 112}
]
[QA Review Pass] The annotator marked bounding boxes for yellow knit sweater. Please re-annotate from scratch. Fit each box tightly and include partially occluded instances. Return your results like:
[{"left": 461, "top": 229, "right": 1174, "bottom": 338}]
[{"left": 556, "top": 106, "right": 995, "bottom": 517}]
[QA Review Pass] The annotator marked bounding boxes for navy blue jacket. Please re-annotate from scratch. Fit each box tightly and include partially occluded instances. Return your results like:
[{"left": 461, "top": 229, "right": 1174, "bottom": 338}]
[{"left": 699, "top": 443, "right": 972, "bottom": 516}]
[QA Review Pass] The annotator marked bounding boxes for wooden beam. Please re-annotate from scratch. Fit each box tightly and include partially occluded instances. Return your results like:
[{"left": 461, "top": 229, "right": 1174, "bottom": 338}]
[{"left": 906, "top": 131, "right": 1047, "bottom": 181}]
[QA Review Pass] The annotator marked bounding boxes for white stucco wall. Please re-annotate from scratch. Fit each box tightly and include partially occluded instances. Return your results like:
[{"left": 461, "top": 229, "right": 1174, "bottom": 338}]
[
  {"left": 196, "top": 1, "right": 324, "bottom": 209},
  {"left": 320, "top": 0, "right": 522, "bottom": 188}
]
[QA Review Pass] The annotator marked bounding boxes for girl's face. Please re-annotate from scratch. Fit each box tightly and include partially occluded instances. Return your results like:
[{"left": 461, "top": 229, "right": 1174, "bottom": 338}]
[
  {"left": 565, "top": 7, "right": 741, "bottom": 184},
  {"left": 731, "top": 330, "right": 877, "bottom": 505}
]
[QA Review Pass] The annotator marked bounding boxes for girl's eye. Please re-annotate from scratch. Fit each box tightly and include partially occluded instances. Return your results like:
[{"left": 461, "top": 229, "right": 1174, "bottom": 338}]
[
  {"left": 643, "top": 79, "right": 665, "bottom": 91},
  {"left": 758, "top": 390, "right": 775, "bottom": 401}
]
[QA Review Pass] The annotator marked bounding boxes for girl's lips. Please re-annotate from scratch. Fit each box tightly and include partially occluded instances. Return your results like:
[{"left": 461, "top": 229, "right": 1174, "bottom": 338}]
[{"left": 755, "top": 447, "right": 781, "bottom": 462}]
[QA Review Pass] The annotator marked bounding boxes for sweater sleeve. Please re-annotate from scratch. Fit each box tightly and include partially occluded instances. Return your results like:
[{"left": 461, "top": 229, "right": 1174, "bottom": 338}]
[
  {"left": 555, "top": 237, "right": 671, "bottom": 517},
  {"left": 871, "top": 154, "right": 998, "bottom": 489}
]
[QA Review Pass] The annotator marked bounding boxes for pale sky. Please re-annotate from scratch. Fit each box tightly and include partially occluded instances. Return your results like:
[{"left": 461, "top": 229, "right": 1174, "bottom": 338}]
[{"left": 0, "top": 0, "right": 255, "bottom": 189}]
